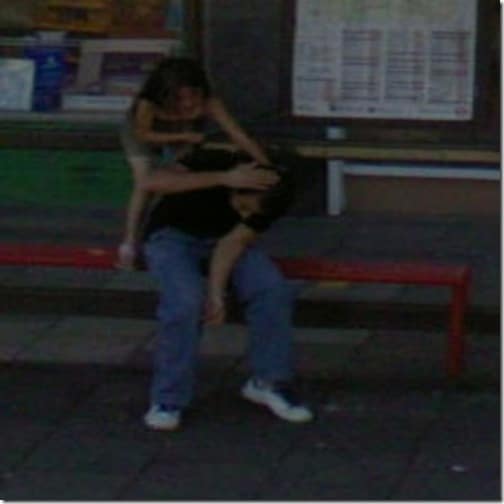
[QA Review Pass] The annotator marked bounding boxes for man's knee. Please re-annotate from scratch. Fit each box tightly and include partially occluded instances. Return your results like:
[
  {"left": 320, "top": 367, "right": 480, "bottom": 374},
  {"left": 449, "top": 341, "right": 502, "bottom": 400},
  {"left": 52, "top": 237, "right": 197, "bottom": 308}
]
[
  {"left": 268, "top": 279, "right": 294, "bottom": 302},
  {"left": 157, "top": 291, "right": 204, "bottom": 323},
  {"left": 246, "top": 276, "right": 294, "bottom": 305}
]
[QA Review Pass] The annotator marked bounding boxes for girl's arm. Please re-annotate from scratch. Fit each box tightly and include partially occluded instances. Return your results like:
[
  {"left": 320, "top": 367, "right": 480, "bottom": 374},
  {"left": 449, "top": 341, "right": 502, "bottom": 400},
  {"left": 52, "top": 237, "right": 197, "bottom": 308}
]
[
  {"left": 117, "top": 187, "right": 150, "bottom": 269},
  {"left": 117, "top": 153, "right": 153, "bottom": 269},
  {"left": 134, "top": 99, "right": 204, "bottom": 146},
  {"left": 205, "top": 224, "right": 258, "bottom": 325},
  {"left": 207, "top": 98, "right": 271, "bottom": 165},
  {"left": 119, "top": 153, "right": 194, "bottom": 268},
  {"left": 121, "top": 155, "right": 152, "bottom": 244},
  {"left": 141, "top": 161, "right": 278, "bottom": 194}
]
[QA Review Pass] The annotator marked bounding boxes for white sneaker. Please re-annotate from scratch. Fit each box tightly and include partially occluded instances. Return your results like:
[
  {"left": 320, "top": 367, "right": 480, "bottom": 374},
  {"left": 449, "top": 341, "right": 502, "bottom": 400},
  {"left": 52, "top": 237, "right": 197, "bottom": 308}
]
[
  {"left": 241, "top": 378, "right": 314, "bottom": 423},
  {"left": 144, "top": 405, "right": 181, "bottom": 431}
]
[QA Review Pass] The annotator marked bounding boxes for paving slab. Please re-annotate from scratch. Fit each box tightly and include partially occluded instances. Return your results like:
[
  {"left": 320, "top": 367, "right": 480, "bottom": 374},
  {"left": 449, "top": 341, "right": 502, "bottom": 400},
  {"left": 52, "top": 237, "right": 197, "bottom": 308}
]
[
  {"left": 341, "top": 329, "right": 447, "bottom": 384},
  {"left": 200, "top": 324, "right": 368, "bottom": 356},
  {"left": 395, "top": 392, "right": 500, "bottom": 500},
  {"left": 0, "top": 363, "right": 110, "bottom": 476},
  {"left": 261, "top": 414, "right": 431, "bottom": 500},
  {"left": 463, "top": 332, "right": 501, "bottom": 385},
  {"left": 21, "top": 430, "right": 158, "bottom": 475},
  {"left": 263, "top": 454, "right": 408, "bottom": 500},
  {"left": 122, "top": 459, "right": 269, "bottom": 500},
  {"left": 0, "top": 418, "right": 56, "bottom": 474},
  {"left": 1, "top": 364, "right": 107, "bottom": 423},
  {"left": 470, "top": 280, "right": 501, "bottom": 309},
  {"left": 295, "top": 341, "right": 363, "bottom": 379},
  {"left": 320, "top": 388, "right": 445, "bottom": 420},
  {"left": 53, "top": 371, "right": 152, "bottom": 439},
  {"left": 0, "top": 315, "right": 61, "bottom": 361},
  {"left": 18, "top": 316, "right": 155, "bottom": 364},
  {"left": 1, "top": 470, "right": 129, "bottom": 501}
]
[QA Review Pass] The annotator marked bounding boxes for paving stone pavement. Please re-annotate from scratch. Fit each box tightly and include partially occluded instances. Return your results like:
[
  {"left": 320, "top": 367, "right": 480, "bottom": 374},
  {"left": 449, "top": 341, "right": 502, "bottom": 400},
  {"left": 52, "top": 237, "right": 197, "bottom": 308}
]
[{"left": 0, "top": 361, "right": 500, "bottom": 501}]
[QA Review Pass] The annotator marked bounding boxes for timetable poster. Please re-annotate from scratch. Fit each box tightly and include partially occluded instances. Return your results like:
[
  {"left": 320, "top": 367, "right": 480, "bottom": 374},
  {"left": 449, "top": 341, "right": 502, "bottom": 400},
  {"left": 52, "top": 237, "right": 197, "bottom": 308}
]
[{"left": 292, "top": 0, "right": 477, "bottom": 119}]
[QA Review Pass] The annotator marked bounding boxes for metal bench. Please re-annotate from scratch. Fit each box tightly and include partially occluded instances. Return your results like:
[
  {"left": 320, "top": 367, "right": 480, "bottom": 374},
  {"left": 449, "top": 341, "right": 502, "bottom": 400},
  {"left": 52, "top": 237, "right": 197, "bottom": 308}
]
[{"left": 0, "top": 243, "right": 471, "bottom": 379}]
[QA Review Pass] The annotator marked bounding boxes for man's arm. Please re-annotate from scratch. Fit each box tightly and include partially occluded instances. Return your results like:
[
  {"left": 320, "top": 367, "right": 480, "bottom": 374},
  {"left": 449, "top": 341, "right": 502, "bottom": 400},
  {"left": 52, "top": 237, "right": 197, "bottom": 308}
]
[{"left": 205, "top": 224, "right": 258, "bottom": 325}]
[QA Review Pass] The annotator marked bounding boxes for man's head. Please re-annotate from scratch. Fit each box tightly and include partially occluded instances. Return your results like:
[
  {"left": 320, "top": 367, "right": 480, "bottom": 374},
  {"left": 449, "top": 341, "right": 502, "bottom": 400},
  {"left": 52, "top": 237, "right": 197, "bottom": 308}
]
[{"left": 230, "top": 164, "right": 294, "bottom": 220}]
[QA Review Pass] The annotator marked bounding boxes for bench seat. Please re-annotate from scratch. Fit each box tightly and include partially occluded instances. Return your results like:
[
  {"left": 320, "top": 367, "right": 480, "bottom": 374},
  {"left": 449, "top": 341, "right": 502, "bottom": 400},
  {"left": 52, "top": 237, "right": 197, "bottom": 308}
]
[{"left": 0, "top": 243, "right": 471, "bottom": 379}]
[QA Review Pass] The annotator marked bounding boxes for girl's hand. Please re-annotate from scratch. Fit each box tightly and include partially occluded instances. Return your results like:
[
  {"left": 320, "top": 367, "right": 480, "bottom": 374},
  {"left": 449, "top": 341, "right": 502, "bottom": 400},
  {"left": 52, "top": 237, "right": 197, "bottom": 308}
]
[
  {"left": 223, "top": 162, "right": 279, "bottom": 190},
  {"left": 116, "top": 242, "right": 137, "bottom": 270},
  {"left": 204, "top": 292, "right": 226, "bottom": 326}
]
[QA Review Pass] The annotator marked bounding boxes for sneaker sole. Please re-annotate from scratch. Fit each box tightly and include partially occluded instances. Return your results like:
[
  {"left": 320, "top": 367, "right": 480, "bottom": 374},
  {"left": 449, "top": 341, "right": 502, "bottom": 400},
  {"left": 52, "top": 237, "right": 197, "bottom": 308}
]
[
  {"left": 144, "top": 416, "right": 180, "bottom": 431},
  {"left": 241, "top": 387, "right": 313, "bottom": 423}
]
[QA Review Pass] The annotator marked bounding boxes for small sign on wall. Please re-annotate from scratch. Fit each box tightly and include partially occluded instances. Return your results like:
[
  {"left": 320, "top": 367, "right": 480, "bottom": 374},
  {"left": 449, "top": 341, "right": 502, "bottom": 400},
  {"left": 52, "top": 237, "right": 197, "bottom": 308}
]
[
  {"left": 0, "top": 58, "right": 35, "bottom": 111},
  {"left": 327, "top": 160, "right": 346, "bottom": 215}
]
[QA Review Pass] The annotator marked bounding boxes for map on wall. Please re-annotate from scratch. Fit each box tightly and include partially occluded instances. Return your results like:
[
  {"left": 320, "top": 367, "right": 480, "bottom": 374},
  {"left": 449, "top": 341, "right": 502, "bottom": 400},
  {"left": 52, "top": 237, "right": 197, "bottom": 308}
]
[{"left": 292, "top": 0, "right": 477, "bottom": 120}]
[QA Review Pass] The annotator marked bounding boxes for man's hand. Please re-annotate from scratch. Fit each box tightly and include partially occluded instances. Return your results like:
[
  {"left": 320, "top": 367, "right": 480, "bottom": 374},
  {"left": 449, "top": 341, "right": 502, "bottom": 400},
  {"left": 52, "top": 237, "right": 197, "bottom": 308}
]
[{"left": 222, "top": 162, "right": 279, "bottom": 190}]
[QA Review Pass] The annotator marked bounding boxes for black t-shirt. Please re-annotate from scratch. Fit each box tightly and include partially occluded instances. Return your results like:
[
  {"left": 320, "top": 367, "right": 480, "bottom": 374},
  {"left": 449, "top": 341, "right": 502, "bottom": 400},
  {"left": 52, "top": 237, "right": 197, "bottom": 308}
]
[{"left": 142, "top": 148, "right": 276, "bottom": 240}]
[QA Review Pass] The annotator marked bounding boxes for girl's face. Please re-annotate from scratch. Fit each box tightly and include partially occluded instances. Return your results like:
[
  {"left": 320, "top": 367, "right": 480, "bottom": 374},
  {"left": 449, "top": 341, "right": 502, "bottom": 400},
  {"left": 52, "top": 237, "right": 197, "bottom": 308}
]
[{"left": 174, "top": 86, "right": 205, "bottom": 118}]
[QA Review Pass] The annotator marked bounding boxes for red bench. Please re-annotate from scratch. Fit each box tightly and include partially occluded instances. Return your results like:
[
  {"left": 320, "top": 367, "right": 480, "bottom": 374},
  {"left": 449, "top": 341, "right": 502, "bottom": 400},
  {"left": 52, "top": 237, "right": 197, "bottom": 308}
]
[{"left": 0, "top": 243, "right": 471, "bottom": 379}]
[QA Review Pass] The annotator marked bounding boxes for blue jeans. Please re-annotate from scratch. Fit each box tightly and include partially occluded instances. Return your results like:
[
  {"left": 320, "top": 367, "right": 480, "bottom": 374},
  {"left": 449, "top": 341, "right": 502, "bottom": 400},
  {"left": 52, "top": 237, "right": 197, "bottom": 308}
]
[{"left": 144, "top": 227, "right": 295, "bottom": 410}]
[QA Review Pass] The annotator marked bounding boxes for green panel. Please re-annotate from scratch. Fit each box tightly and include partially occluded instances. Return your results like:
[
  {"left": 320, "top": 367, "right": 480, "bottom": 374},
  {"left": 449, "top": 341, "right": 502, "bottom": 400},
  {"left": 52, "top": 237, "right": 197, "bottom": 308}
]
[{"left": 0, "top": 149, "right": 131, "bottom": 207}]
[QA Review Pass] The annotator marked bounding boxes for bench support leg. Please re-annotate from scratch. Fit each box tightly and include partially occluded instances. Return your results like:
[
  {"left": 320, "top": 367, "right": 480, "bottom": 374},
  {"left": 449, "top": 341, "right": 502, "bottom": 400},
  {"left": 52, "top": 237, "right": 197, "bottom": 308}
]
[{"left": 447, "top": 283, "right": 469, "bottom": 379}]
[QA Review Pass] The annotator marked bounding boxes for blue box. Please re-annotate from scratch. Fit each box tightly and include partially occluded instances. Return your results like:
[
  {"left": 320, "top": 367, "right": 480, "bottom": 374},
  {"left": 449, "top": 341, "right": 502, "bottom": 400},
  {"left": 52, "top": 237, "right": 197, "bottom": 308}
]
[{"left": 23, "top": 46, "right": 66, "bottom": 111}]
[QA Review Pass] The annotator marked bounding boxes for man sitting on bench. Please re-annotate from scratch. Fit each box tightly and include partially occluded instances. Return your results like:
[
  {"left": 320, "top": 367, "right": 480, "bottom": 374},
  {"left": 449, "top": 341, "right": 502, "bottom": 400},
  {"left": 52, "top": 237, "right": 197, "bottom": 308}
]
[{"left": 140, "top": 148, "right": 314, "bottom": 431}]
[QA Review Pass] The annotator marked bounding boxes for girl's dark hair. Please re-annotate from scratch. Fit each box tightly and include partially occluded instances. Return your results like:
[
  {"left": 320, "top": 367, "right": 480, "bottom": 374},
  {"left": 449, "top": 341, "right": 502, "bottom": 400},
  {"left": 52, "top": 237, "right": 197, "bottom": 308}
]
[{"left": 137, "top": 57, "right": 211, "bottom": 108}]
